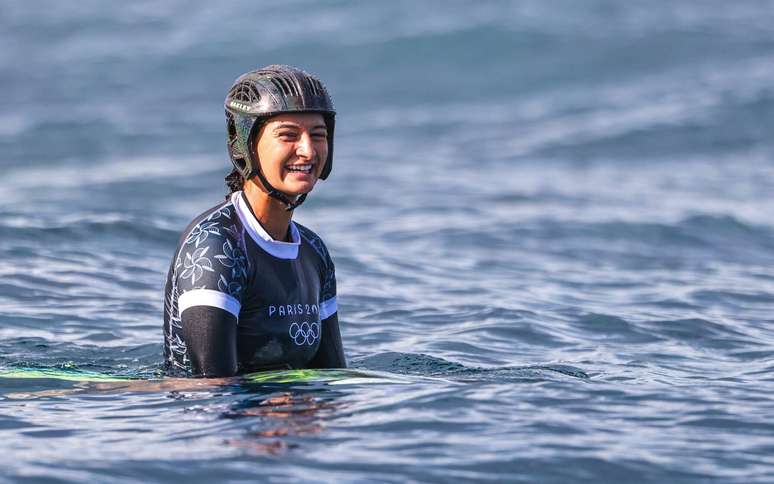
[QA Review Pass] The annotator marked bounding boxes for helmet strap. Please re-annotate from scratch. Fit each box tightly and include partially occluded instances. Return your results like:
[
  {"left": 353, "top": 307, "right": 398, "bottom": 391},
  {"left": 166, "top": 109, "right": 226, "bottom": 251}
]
[{"left": 251, "top": 167, "right": 308, "bottom": 211}]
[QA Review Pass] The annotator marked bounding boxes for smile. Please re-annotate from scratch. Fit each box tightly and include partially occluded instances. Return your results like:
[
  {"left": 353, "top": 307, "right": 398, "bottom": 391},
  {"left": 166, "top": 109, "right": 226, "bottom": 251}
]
[{"left": 286, "top": 164, "right": 313, "bottom": 174}]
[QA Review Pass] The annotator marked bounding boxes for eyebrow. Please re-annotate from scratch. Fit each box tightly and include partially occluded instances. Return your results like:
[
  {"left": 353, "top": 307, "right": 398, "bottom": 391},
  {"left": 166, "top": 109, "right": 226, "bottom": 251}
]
[{"left": 273, "top": 123, "right": 328, "bottom": 132}]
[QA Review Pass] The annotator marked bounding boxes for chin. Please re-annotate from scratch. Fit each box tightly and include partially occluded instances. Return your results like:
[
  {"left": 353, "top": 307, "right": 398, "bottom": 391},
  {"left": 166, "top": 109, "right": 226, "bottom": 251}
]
[{"left": 287, "top": 183, "right": 317, "bottom": 196}]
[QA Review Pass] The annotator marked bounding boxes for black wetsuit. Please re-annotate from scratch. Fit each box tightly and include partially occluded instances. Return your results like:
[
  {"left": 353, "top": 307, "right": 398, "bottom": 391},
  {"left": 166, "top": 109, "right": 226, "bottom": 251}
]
[{"left": 163, "top": 191, "right": 345, "bottom": 376}]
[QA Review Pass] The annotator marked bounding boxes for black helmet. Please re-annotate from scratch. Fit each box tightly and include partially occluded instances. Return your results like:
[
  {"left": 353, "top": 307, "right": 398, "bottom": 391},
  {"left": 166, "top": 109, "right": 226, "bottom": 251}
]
[{"left": 224, "top": 65, "right": 336, "bottom": 209}]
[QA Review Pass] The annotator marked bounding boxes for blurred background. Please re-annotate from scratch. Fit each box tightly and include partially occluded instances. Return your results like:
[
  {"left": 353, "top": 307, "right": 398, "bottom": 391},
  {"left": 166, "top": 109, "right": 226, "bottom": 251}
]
[{"left": 1, "top": 1, "right": 774, "bottom": 482}]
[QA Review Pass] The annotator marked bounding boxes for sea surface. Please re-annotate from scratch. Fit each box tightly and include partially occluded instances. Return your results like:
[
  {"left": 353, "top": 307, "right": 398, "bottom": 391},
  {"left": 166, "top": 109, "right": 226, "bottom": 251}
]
[{"left": 1, "top": 1, "right": 774, "bottom": 482}]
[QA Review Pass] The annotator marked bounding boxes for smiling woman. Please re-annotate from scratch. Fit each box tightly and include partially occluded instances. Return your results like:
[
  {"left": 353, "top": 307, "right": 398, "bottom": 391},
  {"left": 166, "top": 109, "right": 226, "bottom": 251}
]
[{"left": 162, "top": 65, "right": 345, "bottom": 377}]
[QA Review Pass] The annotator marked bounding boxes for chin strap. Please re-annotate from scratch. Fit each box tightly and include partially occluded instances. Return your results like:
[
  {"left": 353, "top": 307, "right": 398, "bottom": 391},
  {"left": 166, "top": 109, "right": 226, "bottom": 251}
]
[{"left": 252, "top": 168, "right": 308, "bottom": 211}]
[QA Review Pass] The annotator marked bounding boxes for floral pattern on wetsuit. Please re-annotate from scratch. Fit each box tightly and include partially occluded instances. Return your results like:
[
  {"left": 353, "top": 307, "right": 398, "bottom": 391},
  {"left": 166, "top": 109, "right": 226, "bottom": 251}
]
[
  {"left": 163, "top": 201, "right": 247, "bottom": 373},
  {"left": 178, "top": 207, "right": 247, "bottom": 297},
  {"left": 164, "top": 260, "right": 188, "bottom": 369},
  {"left": 181, "top": 246, "right": 214, "bottom": 284}
]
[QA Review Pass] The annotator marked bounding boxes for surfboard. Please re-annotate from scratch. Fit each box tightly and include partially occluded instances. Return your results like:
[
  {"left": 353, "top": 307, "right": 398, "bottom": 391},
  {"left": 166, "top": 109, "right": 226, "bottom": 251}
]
[
  {"left": 0, "top": 367, "right": 407, "bottom": 386},
  {"left": 243, "top": 368, "right": 409, "bottom": 385}
]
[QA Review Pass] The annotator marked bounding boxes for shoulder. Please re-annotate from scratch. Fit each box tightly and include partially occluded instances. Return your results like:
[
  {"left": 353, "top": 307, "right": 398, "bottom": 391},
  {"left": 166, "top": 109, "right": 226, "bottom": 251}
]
[
  {"left": 295, "top": 222, "right": 332, "bottom": 263},
  {"left": 175, "top": 199, "right": 248, "bottom": 287},
  {"left": 178, "top": 200, "right": 242, "bottom": 250}
]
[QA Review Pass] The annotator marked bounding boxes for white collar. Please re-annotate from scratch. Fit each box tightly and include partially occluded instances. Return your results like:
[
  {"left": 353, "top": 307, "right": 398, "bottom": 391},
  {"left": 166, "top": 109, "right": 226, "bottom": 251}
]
[{"left": 232, "top": 191, "right": 300, "bottom": 259}]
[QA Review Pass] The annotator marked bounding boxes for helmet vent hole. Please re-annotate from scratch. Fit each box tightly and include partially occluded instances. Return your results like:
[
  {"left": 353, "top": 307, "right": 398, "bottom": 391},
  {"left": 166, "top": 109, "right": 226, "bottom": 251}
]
[
  {"left": 270, "top": 77, "right": 288, "bottom": 97},
  {"left": 287, "top": 76, "right": 301, "bottom": 97},
  {"left": 269, "top": 75, "right": 300, "bottom": 98},
  {"left": 225, "top": 111, "right": 237, "bottom": 139},
  {"left": 229, "top": 81, "right": 261, "bottom": 104},
  {"left": 309, "top": 78, "right": 323, "bottom": 96}
]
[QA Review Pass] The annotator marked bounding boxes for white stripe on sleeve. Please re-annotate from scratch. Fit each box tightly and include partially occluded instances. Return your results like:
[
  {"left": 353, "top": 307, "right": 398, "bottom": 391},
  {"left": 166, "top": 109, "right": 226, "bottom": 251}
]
[
  {"left": 319, "top": 296, "right": 337, "bottom": 320},
  {"left": 178, "top": 289, "right": 241, "bottom": 319}
]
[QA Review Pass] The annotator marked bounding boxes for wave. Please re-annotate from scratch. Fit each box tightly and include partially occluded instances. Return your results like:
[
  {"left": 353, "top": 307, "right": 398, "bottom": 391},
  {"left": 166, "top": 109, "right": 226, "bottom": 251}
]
[
  {"left": 354, "top": 351, "right": 589, "bottom": 381},
  {"left": 489, "top": 214, "right": 774, "bottom": 261},
  {"left": 0, "top": 212, "right": 180, "bottom": 244},
  {"left": 0, "top": 338, "right": 161, "bottom": 377}
]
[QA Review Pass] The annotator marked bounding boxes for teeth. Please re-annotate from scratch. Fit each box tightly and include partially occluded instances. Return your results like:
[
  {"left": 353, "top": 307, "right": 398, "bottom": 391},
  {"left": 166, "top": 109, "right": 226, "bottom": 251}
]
[{"left": 287, "top": 164, "right": 312, "bottom": 173}]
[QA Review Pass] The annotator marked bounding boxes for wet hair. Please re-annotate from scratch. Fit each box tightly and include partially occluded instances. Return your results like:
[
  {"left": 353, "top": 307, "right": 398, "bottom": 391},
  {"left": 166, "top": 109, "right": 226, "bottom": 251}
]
[{"left": 224, "top": 168, "right": 244, "bottom": 198}]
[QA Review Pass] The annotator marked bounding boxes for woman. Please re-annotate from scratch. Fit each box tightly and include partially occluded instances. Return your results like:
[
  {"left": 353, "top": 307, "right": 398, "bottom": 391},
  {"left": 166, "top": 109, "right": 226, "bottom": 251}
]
[{"left": 163, "top": 65, "right": 346, "bottom": 377}]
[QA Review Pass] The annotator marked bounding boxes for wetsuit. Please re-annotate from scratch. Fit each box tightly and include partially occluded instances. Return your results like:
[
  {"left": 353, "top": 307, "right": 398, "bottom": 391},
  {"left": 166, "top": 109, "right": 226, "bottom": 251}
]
[{"left": 163, "top": 191, "right": 345, "bottom": 377}]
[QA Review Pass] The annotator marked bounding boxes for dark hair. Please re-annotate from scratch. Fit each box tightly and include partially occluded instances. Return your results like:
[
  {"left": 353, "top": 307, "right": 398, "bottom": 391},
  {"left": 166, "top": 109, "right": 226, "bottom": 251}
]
[{"left": 224, "top": 168, "right": 244, "bottom": 199}]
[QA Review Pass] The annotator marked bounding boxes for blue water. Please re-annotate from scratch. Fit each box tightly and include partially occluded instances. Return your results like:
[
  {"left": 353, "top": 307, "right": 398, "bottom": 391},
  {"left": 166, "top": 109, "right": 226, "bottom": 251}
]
[{"left": 2, "top": 1, "right": 774, "bottom": 482}]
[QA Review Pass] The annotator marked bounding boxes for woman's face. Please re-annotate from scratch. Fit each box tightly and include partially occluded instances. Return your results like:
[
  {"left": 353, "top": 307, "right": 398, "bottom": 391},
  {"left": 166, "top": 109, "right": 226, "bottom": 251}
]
[{"left": 253, "top": 112, "right": 329, "bottom": 197}]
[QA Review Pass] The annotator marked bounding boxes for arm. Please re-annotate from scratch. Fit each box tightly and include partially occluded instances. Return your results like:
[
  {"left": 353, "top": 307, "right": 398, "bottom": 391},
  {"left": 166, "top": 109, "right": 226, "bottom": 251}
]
[
  {"left": 309, "top": 312, "right": 346, "bottom": 368},
  {"left": 173, "top": 221, "right": 247, "bottom": 378},
  {"left": 180, "top": 306, "right": 239, "bottom": 377}
]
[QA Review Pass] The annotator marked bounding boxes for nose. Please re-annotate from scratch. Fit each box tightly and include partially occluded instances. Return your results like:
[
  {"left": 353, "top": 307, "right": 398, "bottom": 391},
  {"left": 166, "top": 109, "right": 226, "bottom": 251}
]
[{"left": 296, "top": 132, "right": 314, "bottom": 160}]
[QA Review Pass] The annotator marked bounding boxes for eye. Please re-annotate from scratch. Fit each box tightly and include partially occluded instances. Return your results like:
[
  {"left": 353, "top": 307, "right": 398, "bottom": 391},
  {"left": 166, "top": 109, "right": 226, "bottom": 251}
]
[
  {"left": 277, "top": 131, "right": 299, "bottom": 140},
  {"left": 312, "top": 132, "right": 328, "bottom": 140}
]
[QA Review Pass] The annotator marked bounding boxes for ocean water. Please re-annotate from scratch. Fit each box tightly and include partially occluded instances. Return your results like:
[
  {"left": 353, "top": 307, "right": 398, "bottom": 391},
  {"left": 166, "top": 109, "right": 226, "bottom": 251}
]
[{"left": 2, "top": 1, "right": 774, "bottom": 482}]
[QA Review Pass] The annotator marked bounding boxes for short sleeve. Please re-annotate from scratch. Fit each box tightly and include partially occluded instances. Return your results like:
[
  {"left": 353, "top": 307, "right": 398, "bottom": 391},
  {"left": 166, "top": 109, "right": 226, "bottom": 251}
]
[
  {"left": 296, "top": 223, "right": 338, "bottom": 320},
  {"left": 318, "top": 243, "right": 337, "bottom": 320},
  {"left": 174, "top": 216, "right": 248, "bottom": 319}
]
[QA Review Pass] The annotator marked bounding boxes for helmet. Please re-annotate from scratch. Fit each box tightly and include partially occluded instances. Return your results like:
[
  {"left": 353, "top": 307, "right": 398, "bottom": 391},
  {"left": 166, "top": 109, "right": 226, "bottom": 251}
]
[{"left": 224, "top": 65, "right": 336, "bottom": 209}]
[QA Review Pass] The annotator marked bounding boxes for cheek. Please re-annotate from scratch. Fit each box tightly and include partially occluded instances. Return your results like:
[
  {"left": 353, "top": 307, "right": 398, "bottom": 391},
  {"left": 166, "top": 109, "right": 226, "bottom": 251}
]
[
  {"left": 263, "top": 143, "right": 291, "bottom": 165},
  {"left": 316, "top": 141, "right": 329, "bottom": 161}
]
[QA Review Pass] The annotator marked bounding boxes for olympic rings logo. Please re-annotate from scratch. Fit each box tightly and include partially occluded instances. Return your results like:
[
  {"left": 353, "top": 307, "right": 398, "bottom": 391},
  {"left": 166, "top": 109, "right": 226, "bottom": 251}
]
[{"left": 289, "top": 321, "right": 320, "bottom": 346}]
